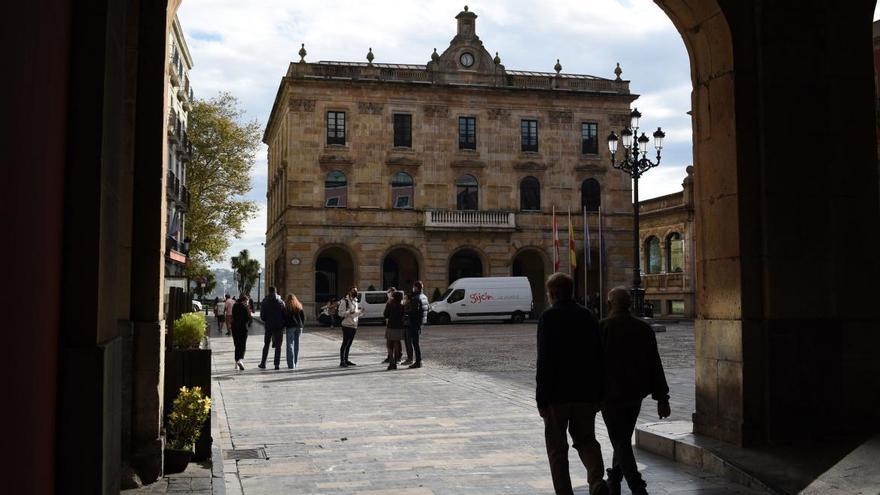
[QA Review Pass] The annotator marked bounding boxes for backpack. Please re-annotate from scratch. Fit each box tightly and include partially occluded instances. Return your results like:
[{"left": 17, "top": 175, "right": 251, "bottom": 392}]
[{"left": 337, "top": 298, "right": 350, "bottom": 318}]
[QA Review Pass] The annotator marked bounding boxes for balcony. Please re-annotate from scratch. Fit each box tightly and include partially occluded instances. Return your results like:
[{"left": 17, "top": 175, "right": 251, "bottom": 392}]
[
  {"left": 643, "top": 272, "right": 685, "bottom": 290},
  {"left": 166, "top": 170, "right": 176, "bottom": 198},
  {"left": 178, "top": 185, "right": 190, "bottom": 210},
  {"left": 424, "top": 210, "right": 516, "bottom": 232}
]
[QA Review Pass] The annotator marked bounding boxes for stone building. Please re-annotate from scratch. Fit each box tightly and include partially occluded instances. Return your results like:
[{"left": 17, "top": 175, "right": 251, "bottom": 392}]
[
  {"left": 264, "top": 7, "right": 638, "bottom": 315},
  {"left": 638, "top": 166, "right": 696, "bottom": 318},
  {"left": 165, "top": 15, "right": 194, "bottom": 302}
]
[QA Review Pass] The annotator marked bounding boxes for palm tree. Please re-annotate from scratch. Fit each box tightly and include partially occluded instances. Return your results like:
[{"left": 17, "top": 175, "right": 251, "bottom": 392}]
[{"left": 231, "top": 249, "right": 261, "bottom": 297}]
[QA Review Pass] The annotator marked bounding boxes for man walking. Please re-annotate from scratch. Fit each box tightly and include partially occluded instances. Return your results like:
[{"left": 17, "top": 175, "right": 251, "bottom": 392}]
[
  {"left": 600, "top": 287, "right": 670, "bottom": 495},
  {"left": 536, "top": 273, "right": 607, "bottom": 495},
  {"left": 258, "top": 286, "right": 285, "bottom": 370},
  {"left": 338, "top": 286, "right": 363, "bottom": 367},
  {"left": 406, "top": 281, "right": 429, "bottom": 369},
  {"left": 223, "top": 293, "right": 234, "bottom": 336}
]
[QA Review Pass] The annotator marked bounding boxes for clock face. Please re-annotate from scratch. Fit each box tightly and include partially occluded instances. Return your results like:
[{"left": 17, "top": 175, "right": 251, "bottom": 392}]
[{"left": 460, "top": 52, "right": 475, "bottom": 68}]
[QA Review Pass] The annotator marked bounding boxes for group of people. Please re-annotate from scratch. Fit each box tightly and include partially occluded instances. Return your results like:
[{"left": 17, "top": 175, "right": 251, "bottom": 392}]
[
  {"left": 536, "top": 272, "right": 670, "bottom": 495},
  {"left": 331, "top": 281, "right": 428, "bottom": 370}
]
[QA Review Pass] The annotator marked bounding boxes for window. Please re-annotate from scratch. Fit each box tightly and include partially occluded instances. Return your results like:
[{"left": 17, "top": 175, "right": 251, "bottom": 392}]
[
  {"left": 667, "top": 232, "right": 684, "bottom": 272},
  {"left": 581, "top": 122, "right": 598, "bottom": 154},
  {"left": 393, "top": 113, "right": 412, "bottom": 148},
  {"left": 581, "top": 178, "right": 601, "bottom": 212},
  {"left": 456, "top": 174, "right": 479, "bottom": 210},
  {"left": 669, "top": 300, "right": 685, "bottom": 315},
  {"left": 324, "top": 170, "right": 347, "bottom": 207},
  {"left": 364, "top": 293, "right": 387, "bottom": 304},
  {"left": 447, "top": 289, "right": 465, "bottom": 303},
  {"left": 391, "top": 171, "right": 414, "bottom": 209},
  {"left": 520, "top": 176, "right": 541, "bottom": 211},
  {"left": 459, "top": 116, "right": 476, "bottom": 150},
  {"left": 521, "top": 119, "right": 538, "bottom": 152},
  {"left": 645, "top": 236, "right": 661, "bottom": 274},
  {"left": 326, "top": 111, "right": 345, "bottom": 145}
]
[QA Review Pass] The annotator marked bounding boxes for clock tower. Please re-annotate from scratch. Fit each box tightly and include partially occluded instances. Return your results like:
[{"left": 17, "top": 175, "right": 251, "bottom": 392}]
[{"left": 432, "top": 6, "right": 504, "bottom": 84}]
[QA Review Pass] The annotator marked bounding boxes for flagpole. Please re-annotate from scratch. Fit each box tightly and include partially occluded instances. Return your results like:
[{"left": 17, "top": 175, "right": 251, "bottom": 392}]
[
  {"left": 552, "top": 206, "right": 559, "bottom": 272},
  {"left": 567, "top": 209, "right": 574, "bottom": 277},
  {"left": 598, "top": 205, "right": 604, "bottom": 319}
]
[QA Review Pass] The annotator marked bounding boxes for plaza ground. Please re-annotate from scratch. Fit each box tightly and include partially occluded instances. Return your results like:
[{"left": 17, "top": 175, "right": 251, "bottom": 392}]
[{"left": 202, "top": 318, "right": 764, "bottom": 494}]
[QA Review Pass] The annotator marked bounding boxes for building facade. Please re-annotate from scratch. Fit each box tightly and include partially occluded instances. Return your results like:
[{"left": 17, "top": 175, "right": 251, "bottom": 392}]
[
  {"left": 638, "top": 166, "right": 696, "bottom": 318},
  {"left": 264, "top": 7, "right": 639, "bottom": 316},
  {"left": 165, "top": 15, "right": 194, "bottom": 302}
]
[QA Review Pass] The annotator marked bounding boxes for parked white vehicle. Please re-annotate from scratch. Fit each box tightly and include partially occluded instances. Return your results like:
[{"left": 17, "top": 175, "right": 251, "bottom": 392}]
[
  {"left": 428, "top": 277, "right": 533, "bottom": 324},
  {"left": 356, "top": 290, "right": 400, "bottom": 325}
]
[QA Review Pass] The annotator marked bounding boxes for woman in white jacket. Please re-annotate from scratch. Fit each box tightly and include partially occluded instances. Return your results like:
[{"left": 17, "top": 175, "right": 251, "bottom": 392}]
[{"left": 338, "top": 286, "right": 363, "bottom": 367}]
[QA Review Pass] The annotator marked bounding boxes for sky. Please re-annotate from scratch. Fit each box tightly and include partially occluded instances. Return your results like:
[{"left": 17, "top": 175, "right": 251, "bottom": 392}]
[{"left": 177, "top": 0, "right": 702, "bottom": 270}]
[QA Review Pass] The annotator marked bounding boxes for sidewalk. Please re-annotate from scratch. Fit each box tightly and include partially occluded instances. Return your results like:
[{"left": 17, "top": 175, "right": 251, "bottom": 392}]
[{"left": 210, "top": 324, "right": 765, "bottom": 494}]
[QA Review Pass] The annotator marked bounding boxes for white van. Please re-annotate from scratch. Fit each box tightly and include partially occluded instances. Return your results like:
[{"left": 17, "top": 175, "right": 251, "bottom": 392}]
[
  {"left": 356, "top": 290, "right": 400, "bottom": 325},
  {"left": 428, "top": 277, "right": 533, "bottom": 324}
]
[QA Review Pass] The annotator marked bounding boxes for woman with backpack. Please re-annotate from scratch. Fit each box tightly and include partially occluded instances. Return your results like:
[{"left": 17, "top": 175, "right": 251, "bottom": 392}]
[
  {"left": 283, "top": 293, "right": 305, "bottom": 369},
  {"left": 383, "top": 291, "right": 405, "bottom": 370}
]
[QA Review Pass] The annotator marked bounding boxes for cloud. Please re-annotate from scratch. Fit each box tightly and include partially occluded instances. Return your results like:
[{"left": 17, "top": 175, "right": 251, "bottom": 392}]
[{"left": 210, "top": 203, "right": 267, "bottom": 270}]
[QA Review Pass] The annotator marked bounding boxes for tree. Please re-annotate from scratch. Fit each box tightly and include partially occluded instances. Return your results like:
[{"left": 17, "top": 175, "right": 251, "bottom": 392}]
[
  {"left": 231, "top": 249, "right": 261, "bottom": 297},
  {"left": 185, "top": 93, "right": 260, "bottom": 267}
]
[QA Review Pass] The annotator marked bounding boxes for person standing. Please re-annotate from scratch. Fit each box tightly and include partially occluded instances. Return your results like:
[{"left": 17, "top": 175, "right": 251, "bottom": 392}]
[
  {"left": 600, "top": 287, "right": 670, "bottom": 495},
  {"left": 231, "top": 295, "right": 250, "bottom": 370},
  {"left": 283, "top": 293, "right": 305, "bottom": 370},
  {"left": 400, "top": 293, "right": 414, "bottom": 365},
  {"left": 405, "top": 281, "right": 428, "bottom": 369},
  {"left": 223, "top": 294, "right": 235, "bottom": 336},
  {"left": 383, "top": 291, "right": 405, "bottom": 370},
  {"left": 258, "top": 286, "right": 285, "bottom": 370},
  {"left": 337, "top": 286, "right": 363, "bottom": 367},
  {"left": 536, "top": 273, "right": 608, "bottom": 495},
  {"left": 213, "top": 296, "right": 224, "bottom": 334}
]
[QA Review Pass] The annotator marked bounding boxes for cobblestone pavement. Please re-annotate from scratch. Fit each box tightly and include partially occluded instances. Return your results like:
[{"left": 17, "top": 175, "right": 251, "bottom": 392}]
[{"left": 210, "top": 319, "right": 766, "bottom": 494}]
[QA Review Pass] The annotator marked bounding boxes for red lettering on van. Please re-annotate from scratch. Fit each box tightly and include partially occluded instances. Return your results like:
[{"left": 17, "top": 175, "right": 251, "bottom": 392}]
[{"left": 469, "top": 292, "right": 494, "bottom": 304}]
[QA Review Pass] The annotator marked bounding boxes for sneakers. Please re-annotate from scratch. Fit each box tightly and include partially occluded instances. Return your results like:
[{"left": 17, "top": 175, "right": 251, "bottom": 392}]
[
  {"left": 340, "top": 362, "right": 349, "bottom": 368},
  {"left": 400, "top": 359, "right": 413, "bottom": 366},
  {"left": 257, "top": 363, "right": 266, "bottom": 369},
  {"left": 346, "top": 361, "right": 357, "bottom": 366},
  {"left": 381, "top": 357, "right": 390, "bottom": 364},
  {"left": 408, "top": 362, "right": 422, "bottom": 369},
  {"left": 386, "top": 363, "right": 397, "bottom": 371},
  {"left": 236, "top": 360, "right": 245, "bottom": 370}
]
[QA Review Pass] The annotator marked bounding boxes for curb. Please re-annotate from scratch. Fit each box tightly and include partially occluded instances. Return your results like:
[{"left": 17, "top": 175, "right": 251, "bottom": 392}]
[{"left": 636, "top": 421, "right": 778, "bottom": 494}]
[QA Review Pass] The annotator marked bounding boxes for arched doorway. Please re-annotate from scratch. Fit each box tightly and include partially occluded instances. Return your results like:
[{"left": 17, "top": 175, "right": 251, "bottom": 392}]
[
  {"left": 383, "top": 246, "right": 420, "bottom": 290},
  {"left": 314, "top": 246, "right": 355, "bottom": 311},
  {"left": 511, "top": 248, "right": 547, "bottom": 314},
  {"left": 449, "top": 248, "right": 483, "bottom": 283}
]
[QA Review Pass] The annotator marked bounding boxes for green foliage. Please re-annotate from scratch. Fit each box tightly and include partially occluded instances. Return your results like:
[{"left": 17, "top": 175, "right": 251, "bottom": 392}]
[
  {"left": 367, "top": 284, "right": 376, "bottom": 291},
  {"left": 186, "top": 262, "right": 217, "bottom": 299},
  {"left": 231, "top": 249, "right": 261, "bottom": 297},
  {"left": 432, "top": 287, "right": 443, "bottom": 302},
  {"left": 185, "top": 92, "right": 261, "bottom": 267},
  {"left": 173, "top": 312, "right": 207, "bottom": 349},
  {"left": 166, "top": 386, "right": 212, "bottom": 451}
]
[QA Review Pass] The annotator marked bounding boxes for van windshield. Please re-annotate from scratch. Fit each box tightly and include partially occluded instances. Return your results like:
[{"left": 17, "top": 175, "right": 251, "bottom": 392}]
[{"left": 439, "top": 288, "right": 453, "bottom": 301}]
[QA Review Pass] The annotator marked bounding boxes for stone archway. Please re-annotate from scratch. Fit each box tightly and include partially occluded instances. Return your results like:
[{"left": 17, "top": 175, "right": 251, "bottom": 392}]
[
  {"left": 383, "top": 246, "right": 421, "bottom": 290},
  {"left": 511, "top": 248, "right": 549, "bottom": 314},
  {"left": 315, "top": 245, "right": 356, "bottom": 309},
  {"left": 448, "top": 247, "right": 484, "bottom": 283}
]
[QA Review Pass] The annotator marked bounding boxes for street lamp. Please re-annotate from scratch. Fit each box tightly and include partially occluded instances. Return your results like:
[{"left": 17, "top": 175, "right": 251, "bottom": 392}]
[{"left": 607, "top": 107, "right": 665, "bottom": 317}]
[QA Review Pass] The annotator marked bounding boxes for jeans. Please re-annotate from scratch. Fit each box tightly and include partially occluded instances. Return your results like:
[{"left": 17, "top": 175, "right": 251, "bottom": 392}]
[
  {"left": 403, "top": 328, "right": 413, "bottom": 361},
  {"left": 407, "top": 323, "right": 422, "bottom": 363},
  {"left": 285, "top": 326, "right": 302, "bottom": 369},
  {"left": 232, "top": 329, "right": 248, "bottom": 362},
  {"left": 340, "top": 326, "right": 356, "bottom": 364},
  {"left": 260, "top": 326, "right": 283, "bottom": 368},
  {"left": 542, "top": 402, "right": 605, "bottom": 495},
  {"left": 601, "top": 400, "right": 646, "bottom": 491}
]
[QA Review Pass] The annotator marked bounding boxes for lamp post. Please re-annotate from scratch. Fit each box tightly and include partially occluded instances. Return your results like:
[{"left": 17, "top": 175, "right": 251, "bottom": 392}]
[{"left": 607, "top": 108, "right": 665, "bottom": 317}]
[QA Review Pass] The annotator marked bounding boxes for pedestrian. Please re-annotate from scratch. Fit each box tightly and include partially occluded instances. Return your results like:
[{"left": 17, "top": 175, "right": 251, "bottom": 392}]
[
  {"left": 337, "top": 286, "right": 363, "bottom": 367},
  {"left": 224, "top": 293, "right": 235, "bottom": 336},
  {"left": 400, "top": 293, "right": 413, "bottom": 365},
  {"left": 405, "top": 281, "right": 428, "bottom": 369},
  {"left": 283, "top": 293, "right": 305, "bottom": 369},
  {"left": 386, "top": 286, "right": 397, "bottom": 302},
  {"left": 327, "top": 297, "right": 340, "bottom": 329},
  {"left": 213, "top": 296, "right": 224, "bottom": 334},
  {"left": 258, "top": 286, "right": 285, "bottom": 370},
  {"left": 536, "top": 272, "right": 608, "bottom": 495},
  {"left": 383, "top": 291, "right": 405, "bottom": 370},
  {"left": 600, "top": 287, "right": 670, "bottom": 495},
  {"left": 231, "top": 295, "right": 250, "bottom": 370}
]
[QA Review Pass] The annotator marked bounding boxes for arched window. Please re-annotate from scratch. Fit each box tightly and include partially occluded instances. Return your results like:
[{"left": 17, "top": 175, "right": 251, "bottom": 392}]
[
  {"left": 391, "top": 171, "right": 414, "bottom": 209},
  {"left": 324, "top": 170, "right": 347, "bottom": 208},
  {"left": 520, "top": 176, "right": 541, "bottom": 212},
  {"left": 645, "top": 236, "right": 661, "bottom": 274},
  {"left": 667, "top": 232, "right": 684, "bottom": 272},
  {"left": 456, "top": 174, "right": 478, "bottom": 210},
  {"left": 581, "top": 178, "right": 600, "bottom": 212}
]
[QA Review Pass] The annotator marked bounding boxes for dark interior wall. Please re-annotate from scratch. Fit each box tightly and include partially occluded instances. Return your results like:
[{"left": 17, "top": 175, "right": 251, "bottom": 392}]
[
  {"left": 719, "top": 0, "right": 880, "bottom": 445},
  {"left": 6, "top": 1, "right": 71, "bottom": 492}
]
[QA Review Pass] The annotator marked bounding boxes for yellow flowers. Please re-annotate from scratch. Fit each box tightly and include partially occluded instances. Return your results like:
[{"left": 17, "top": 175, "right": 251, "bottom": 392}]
[{"left": 167, "top": 386, "right": 211, "bottom": 451}]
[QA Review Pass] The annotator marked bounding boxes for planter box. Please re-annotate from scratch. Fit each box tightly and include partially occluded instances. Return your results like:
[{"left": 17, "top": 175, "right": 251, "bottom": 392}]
[{"left": 165, "top": 347, "right": 212, "bottom": 461}]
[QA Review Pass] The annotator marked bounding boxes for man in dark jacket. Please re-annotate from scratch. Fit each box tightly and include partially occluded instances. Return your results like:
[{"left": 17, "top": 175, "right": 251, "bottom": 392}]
[
  {"left": 258, "top": 286, "right": 285, "bottom": 370},
  {"left": 600, "top": 287, "right": 670, "bottom": 495},
  {"left": 536, "top": 273, "right": 607, "bottom": 495}
]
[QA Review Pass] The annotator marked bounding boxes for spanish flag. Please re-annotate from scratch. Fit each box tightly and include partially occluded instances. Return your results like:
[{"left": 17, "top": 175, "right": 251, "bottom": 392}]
[
  {"left": 568, "top": 209, "right": 577, "bottom": 275},
  {"left": 552, "top": 206, "right": 560, "bottom": 272}
]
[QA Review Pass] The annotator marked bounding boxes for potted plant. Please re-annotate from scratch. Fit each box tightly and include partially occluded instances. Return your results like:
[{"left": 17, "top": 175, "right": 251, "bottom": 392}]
[
  {"left": 164, "top": 386, "right": 212, "bottom": 474},
  {"left": 165, "top": 312, "right": 213, "bottom": 460}
]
